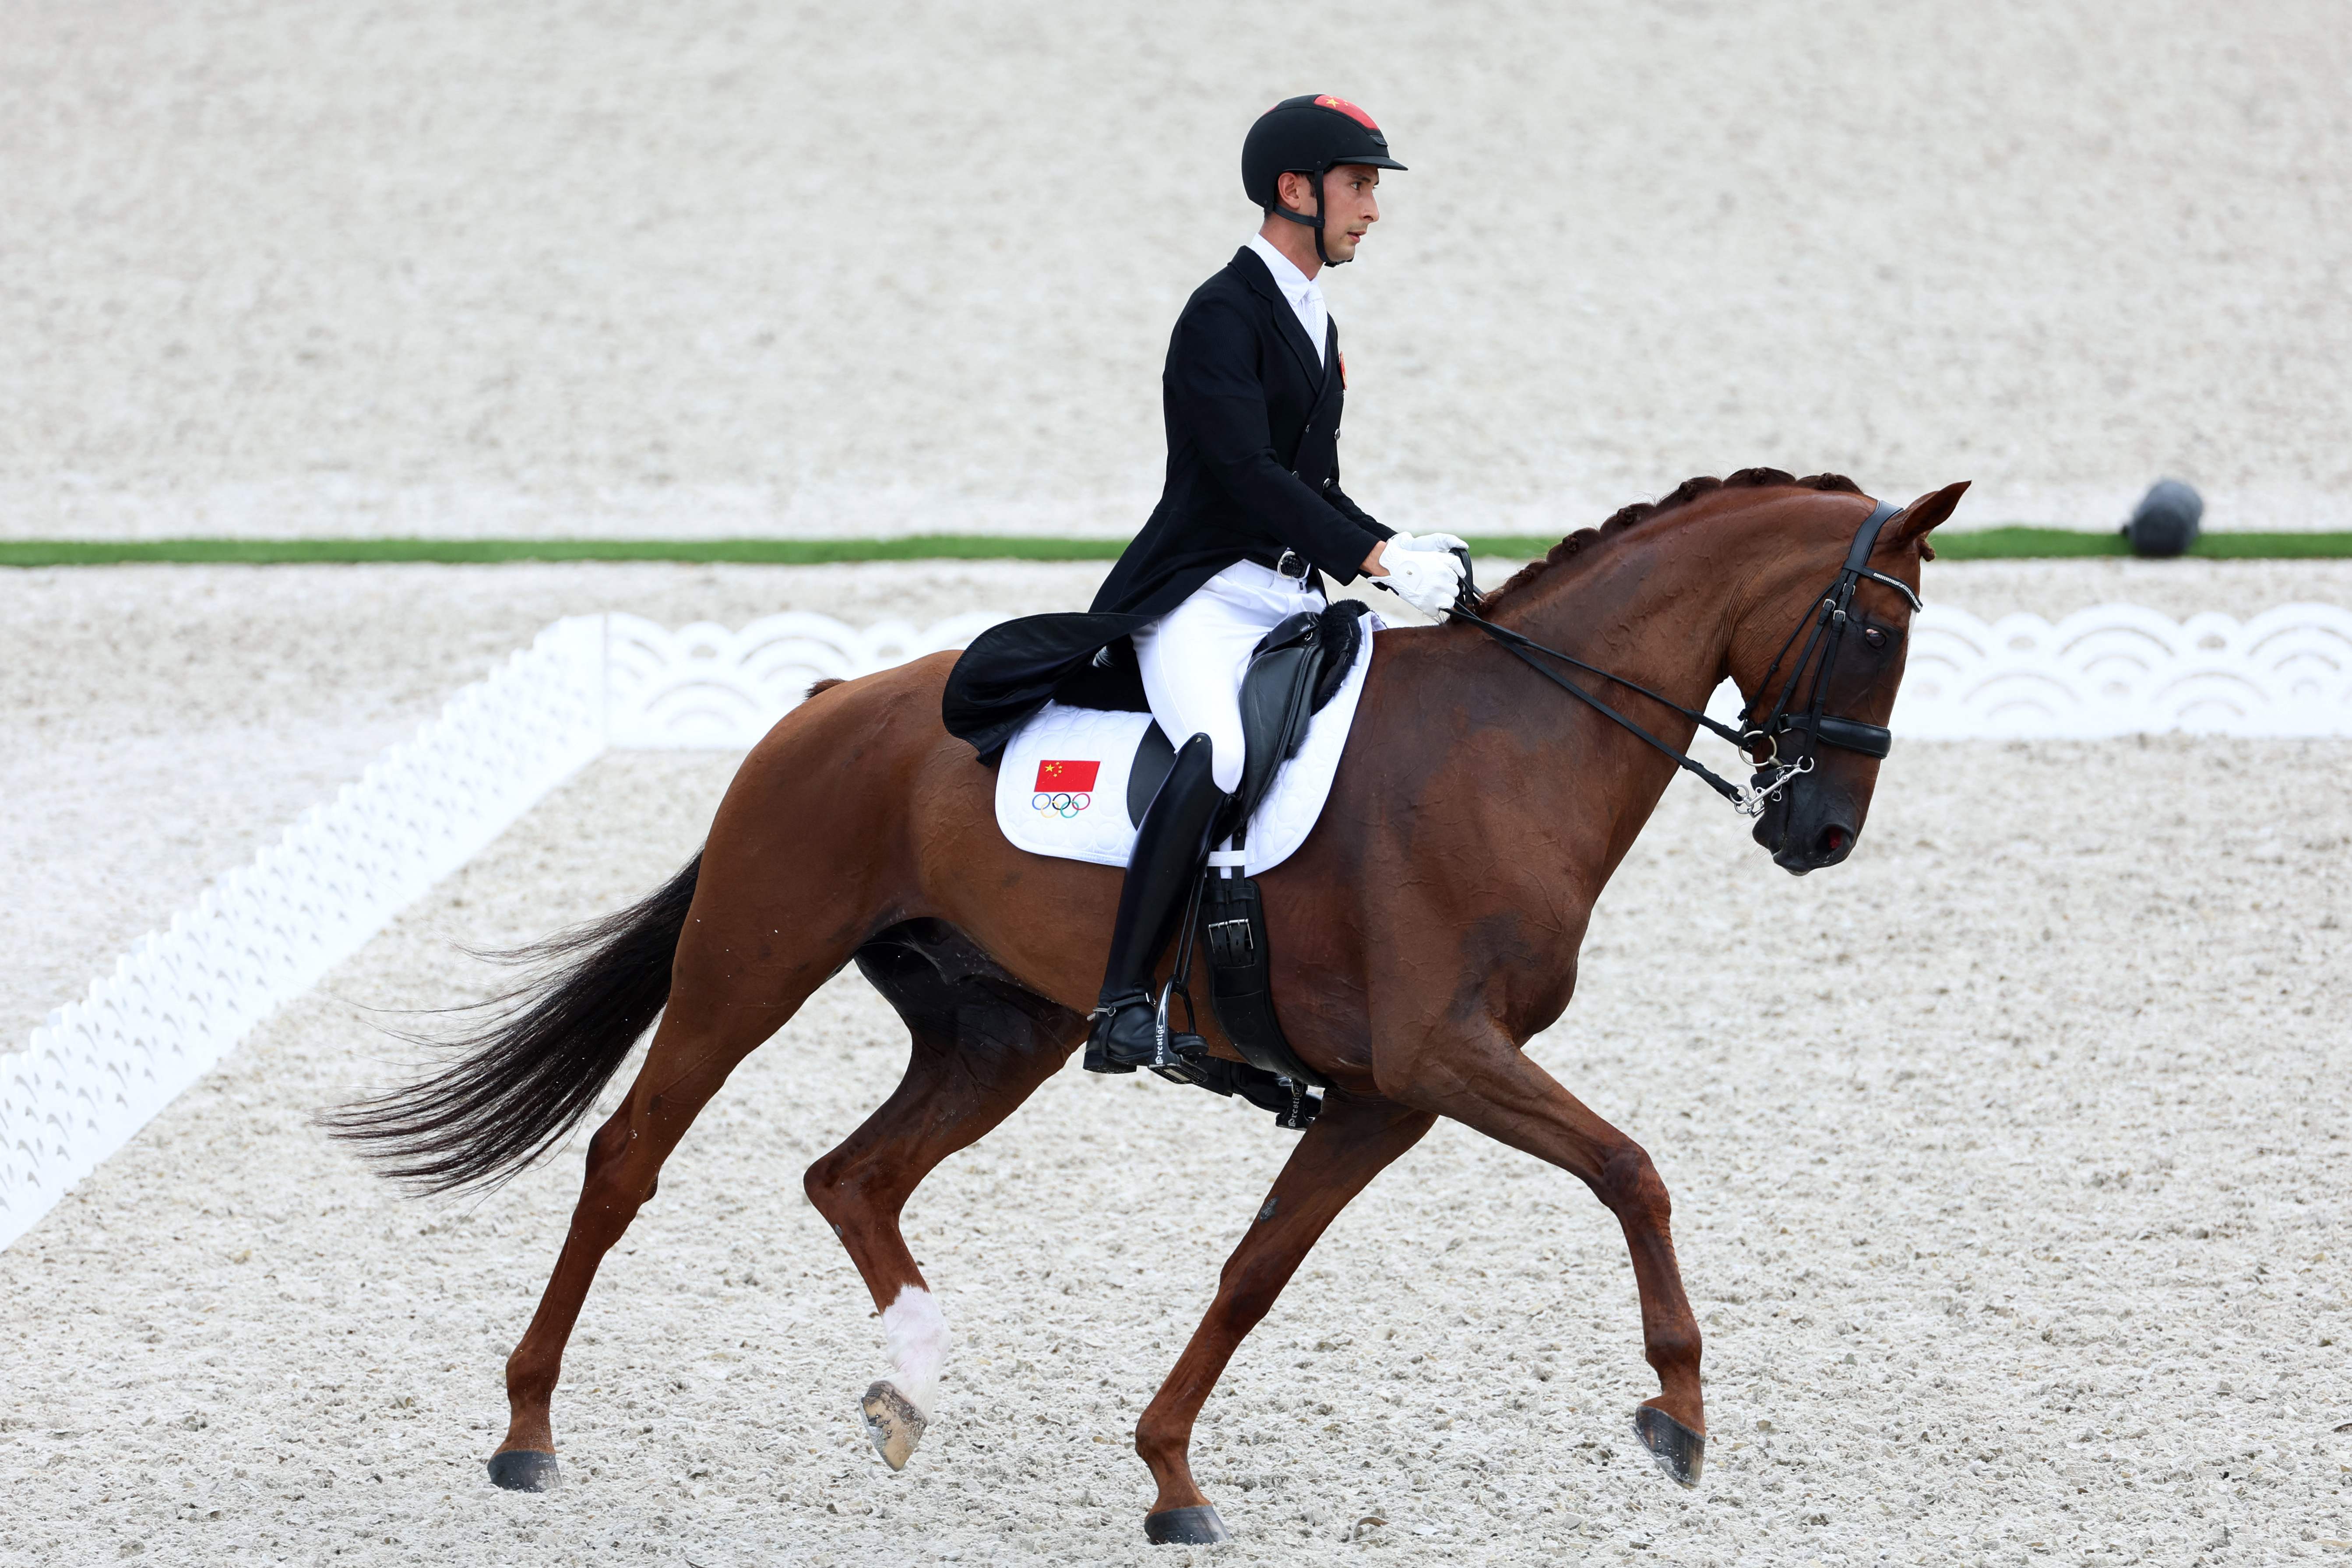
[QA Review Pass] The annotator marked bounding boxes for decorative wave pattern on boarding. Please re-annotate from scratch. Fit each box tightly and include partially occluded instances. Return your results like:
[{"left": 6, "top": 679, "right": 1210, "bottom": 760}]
[{"left": 1697, "top": 603, "right": 2352, "bottom": 741}]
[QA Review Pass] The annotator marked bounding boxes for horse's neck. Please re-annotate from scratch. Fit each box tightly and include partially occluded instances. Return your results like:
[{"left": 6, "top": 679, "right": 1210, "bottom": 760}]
[
  {"left": 1500, "top": 522, "right": 1742, "bottom": 735},
  {"left": 1482, "top": 521, "right": 1749, "bottom": 867}
]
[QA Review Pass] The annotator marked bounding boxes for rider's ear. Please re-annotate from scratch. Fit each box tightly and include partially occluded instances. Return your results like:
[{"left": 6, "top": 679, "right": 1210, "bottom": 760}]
[{"left": 1887, "top": 480, "right": 1970, "bottom": 562}]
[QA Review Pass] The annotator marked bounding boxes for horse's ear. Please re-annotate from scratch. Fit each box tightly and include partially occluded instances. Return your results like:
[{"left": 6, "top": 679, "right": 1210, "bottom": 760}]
[{"left": 1888, "top": 481, "right": 1969, "bottom": 561}]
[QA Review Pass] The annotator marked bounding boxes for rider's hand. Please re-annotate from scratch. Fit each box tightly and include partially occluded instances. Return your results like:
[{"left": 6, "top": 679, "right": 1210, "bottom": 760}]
[
  {"left": 1372, "top": 542, "right": 1465, "bottom": 618},
  {"left": 1389, "top": 531, "right": 1470, "bottom": 558}
]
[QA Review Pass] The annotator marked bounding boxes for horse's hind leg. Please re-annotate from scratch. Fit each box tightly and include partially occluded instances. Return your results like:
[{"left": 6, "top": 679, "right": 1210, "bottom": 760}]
[
  {"left": 491, "top": 939, "right": 849, "bottom": 1490},
  {"left": 1133, "top": 1093, "right": 1435, "bottom": 1544},
  {"left": 802, "top": 920, "right": 1084, "bottom": 1471}
]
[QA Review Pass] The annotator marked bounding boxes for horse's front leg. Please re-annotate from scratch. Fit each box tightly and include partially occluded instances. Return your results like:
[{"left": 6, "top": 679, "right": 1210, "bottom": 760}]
[
  {"left": 1132, "top": 1092, "right": 1436, "bottom": 1544},
  {"left": 1375, "top": 1021, "right": 1708, "bottom": 1485}
]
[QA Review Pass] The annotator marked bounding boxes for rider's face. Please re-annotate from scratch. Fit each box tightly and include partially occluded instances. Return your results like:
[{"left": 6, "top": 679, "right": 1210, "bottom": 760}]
[{"left": 1278, "top": 165, "right": 1381, "bottom": 261}]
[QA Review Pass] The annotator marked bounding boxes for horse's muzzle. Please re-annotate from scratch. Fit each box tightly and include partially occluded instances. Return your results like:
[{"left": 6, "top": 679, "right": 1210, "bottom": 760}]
[{"left": 1752, "top": 781, "right": 1860, "bottom": 876}]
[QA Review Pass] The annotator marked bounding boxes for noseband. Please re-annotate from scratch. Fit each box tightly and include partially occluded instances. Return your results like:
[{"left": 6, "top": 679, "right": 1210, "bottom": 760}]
[{"left": 1447, "top": 498, "right": 1915, "bottom": 817}]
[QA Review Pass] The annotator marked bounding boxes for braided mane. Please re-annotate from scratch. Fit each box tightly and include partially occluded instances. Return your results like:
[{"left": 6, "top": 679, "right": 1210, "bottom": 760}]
[{"left": 1477, "top": 468, "right": 1863, "bottom": 616}]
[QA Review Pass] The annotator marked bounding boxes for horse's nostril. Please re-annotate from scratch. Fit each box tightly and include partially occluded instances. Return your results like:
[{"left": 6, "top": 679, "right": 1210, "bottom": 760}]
[{"left": 1820, "top": 824, "right": 1851, "bottom": 858}]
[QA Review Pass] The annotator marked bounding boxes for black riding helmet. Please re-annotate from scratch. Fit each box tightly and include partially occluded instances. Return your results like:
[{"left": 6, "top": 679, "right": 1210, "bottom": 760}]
[{"left": 1241, "top": 95, "right": 1406, "bottom": 267}]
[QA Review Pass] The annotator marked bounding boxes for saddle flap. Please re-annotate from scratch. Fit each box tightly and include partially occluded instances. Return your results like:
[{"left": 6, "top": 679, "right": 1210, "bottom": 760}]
[{"left": 1232, "top": 602, "right": 1368, "bottom": 827}]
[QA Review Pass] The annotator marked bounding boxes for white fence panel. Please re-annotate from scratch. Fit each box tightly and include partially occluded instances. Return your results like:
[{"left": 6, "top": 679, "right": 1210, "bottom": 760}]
[
  {"left": 0, "top": 618, "right": 606, "bottom": 1251},
  {"left": 1895, "top": 604, "right": 2352, "bottom": 739}
]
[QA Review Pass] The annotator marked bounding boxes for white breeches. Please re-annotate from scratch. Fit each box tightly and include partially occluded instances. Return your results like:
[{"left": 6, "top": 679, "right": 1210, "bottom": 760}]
[{"left": 1132, "top": 559, "right": 1327, "bottom": 795}]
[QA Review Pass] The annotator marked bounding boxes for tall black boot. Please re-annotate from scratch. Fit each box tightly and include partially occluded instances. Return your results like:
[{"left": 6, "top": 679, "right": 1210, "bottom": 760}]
[{"left": 1085, "top": 732, "right": 1229, "bottom": 1073}]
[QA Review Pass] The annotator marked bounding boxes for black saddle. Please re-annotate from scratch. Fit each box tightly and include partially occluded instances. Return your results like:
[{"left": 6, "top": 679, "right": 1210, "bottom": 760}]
[{"left": 1122, "top": 599, "right": 1369, "bottom": 828}]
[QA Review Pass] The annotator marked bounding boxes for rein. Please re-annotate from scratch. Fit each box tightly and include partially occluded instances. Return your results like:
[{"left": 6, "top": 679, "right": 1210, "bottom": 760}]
[{"left": 1441, "top": 498, "right": 1913, "bottom": 818}]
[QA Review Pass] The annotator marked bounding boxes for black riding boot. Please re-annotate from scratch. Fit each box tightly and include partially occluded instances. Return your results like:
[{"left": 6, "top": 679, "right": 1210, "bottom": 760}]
[{"left": 1085, "top": 732, "right": 1229, "bottom": 1073}]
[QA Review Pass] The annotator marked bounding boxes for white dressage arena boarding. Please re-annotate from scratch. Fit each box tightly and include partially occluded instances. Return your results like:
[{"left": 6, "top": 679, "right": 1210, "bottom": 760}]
[{"left": 4, "top": 600, "right": 2349, "bottom": 1253}]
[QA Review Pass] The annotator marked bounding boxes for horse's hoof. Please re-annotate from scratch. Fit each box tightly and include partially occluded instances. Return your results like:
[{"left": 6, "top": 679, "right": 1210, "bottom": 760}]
[
  {"left": 486, "top": 1448, "right": 561, "bottom": 1492},
  {"left": 1632, "top": 1404, "right": 1705, "bottom": 1487},
  {"left": 861, "top": 1380, "right": 927, "bottom": 1471},
  {"left": 1143, "top": 1504, "right": 1232, "bottom": 1545}
]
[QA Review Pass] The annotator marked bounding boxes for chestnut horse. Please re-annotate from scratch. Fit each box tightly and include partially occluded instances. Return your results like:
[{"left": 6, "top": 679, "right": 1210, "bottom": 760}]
[{"left": 331, "top": 469, "right": 1965, "bottom": 1545}]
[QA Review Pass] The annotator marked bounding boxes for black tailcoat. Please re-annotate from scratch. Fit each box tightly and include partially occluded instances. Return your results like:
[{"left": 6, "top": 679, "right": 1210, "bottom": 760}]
[{"left": 944, "top": 246, "right": 1393, "bottom": 761}]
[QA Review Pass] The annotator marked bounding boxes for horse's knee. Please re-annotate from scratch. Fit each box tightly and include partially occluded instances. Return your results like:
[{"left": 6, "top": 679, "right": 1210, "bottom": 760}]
[
  {"left": 1211, "top": 1254, "right": 1291, "bottom": 1337},
  {"left": 1595, "top": 1139, "right": 1671, "bottom": 1227}
]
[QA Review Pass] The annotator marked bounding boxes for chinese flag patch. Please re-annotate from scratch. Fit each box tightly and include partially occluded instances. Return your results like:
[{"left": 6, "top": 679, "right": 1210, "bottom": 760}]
[
  {"left": 1035, "top": 758, "right": 1101, "bottom": 793},
  {"left": 1314, "top": 95, "right": 1379, "bottom": 130}
]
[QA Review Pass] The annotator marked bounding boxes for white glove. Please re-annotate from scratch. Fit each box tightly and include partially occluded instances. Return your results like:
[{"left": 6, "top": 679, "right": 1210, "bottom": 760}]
[
  {"left": 1372, "top": 536, "right": 1466, "bottom": 618},
  {"left": 1387, "top": 530, "right": 1471, "bottom": 558}
]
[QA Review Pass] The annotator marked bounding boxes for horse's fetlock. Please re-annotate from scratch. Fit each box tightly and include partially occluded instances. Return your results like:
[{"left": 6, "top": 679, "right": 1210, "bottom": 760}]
[
  {"left": 505, "top": 1346, "right": 559, "bottom": 1405},
  {"left": 1134, "top": 1409, "right": 1190, "bottom": 1470},
  {"left": 1646, "top": 1323, "right": 1704, "bottom": 1375}
]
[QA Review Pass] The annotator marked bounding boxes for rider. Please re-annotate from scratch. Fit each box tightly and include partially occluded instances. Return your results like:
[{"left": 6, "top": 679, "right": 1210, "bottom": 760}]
[{"left": 1076, "top": 95, "right": 1468, "bottom": 1072}]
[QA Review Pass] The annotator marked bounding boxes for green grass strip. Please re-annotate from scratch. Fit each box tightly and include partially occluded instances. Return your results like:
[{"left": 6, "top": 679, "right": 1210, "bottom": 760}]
[
  {"left": 1925, "top": 528, "right": 2352, "bottom": 560},
  {"left": 0, "top": 535, "right": 1130, "bottom": 567},
  {"left": 5, "top": 529, "right": 2352, "bottom": 568}
]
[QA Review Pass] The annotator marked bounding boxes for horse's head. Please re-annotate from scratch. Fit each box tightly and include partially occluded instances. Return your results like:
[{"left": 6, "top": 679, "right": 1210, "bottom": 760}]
[{"left": 1728, "top": 482, "right": 1969, "bottom": 875}]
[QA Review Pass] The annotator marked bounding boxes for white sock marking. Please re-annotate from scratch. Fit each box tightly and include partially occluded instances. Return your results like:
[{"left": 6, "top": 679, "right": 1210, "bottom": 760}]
[{"left": 880, "top": 1284, "right": 948, "bottom": 1417}]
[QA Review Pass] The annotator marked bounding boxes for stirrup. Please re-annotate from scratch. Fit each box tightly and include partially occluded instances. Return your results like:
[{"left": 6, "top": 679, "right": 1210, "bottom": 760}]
[{"left": 1144, "top": 986, "right": 1212, "bottom": 1088}]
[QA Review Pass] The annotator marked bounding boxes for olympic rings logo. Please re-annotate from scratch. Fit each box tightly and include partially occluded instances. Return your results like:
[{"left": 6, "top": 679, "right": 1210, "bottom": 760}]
[{"left": 1032, "top": 792, "right": 1092, "bottom": 818}]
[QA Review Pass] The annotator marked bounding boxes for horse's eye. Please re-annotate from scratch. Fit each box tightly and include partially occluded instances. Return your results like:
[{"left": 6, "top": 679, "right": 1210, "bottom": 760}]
[{"left": 1863, "top": 627, "right": 1888, "bottom": 650}]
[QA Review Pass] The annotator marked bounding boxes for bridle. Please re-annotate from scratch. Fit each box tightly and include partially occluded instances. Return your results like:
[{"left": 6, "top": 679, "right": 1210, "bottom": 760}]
[{"left": 1444, "top": 498, "right": 1918, "bottom": 818}]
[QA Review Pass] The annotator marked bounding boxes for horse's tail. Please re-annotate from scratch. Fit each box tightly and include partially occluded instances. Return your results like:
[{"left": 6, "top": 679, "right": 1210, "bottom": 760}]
[{"left": 324, "top": 851, "right": 703, "bottom": 1195}]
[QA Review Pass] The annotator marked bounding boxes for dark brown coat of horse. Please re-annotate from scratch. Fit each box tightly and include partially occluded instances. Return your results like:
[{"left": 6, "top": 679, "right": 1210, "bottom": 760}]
[{"left": 332, "top": 469, "right": 1966, "bottom": 1545}]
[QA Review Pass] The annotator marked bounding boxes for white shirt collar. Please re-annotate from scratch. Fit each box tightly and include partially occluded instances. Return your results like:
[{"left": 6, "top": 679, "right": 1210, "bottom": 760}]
[
  {"left": 1246, "top": 232, "right": 1322, "bottom": 307},
  {"left": 1245, "top": 233, "right": 1327, "bottom": 362}
]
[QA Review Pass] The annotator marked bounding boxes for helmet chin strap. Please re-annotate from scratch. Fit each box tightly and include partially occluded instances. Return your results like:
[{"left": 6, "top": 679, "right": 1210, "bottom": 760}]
[{"left": 1271, "top": 173, "right": 1342, "bottom": 266}]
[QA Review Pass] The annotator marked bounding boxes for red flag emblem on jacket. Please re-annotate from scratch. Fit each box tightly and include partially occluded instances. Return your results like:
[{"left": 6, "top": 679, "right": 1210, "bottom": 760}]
[{"left": 1035, "top": 758, "right": 1100, "bottom": 793}]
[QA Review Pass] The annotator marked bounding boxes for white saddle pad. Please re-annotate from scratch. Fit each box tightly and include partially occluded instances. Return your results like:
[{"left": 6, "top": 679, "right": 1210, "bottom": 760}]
[{"left": 993, "top": 616, "right": 1381, "bottom": 877}]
